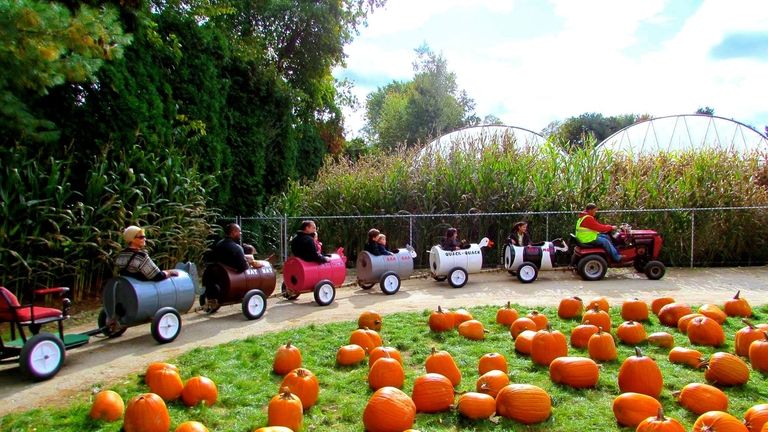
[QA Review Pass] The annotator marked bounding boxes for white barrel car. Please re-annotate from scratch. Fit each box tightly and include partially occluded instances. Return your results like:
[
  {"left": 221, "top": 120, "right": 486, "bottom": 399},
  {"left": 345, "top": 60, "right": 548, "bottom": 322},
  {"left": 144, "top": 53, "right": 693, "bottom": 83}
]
[
  {"left": 503, "top": 239, "right": 569, "bottom": 283},
  {"left": 428, "top": 238, "right": 491, "bottom": 288}
]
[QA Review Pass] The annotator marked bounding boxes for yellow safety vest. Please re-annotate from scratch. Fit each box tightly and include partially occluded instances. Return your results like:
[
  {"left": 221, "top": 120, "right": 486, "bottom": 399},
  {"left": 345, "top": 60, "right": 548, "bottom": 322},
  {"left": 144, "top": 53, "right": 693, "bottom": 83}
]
[{"left": 575, "top": 215, "right": 598, "bottom": 243}]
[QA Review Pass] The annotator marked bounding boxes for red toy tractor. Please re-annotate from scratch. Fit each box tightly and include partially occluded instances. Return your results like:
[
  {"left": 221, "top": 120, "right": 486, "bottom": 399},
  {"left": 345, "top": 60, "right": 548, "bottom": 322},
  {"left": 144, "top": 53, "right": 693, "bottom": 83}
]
[{"left": 570, "top": 224, "right": 665, "bottom": 281}]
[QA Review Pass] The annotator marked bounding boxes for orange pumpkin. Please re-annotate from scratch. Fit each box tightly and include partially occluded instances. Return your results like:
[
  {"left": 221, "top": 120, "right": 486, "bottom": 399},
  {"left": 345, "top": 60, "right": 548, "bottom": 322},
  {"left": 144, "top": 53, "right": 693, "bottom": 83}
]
[
  {"left": 698, "top": 303, "right": 727, "bottom": 324},
  {"left": 496, "top": 301, "right": 519, "bottom": 326},
  {"left": 123, "top": 393, "right": 170, "bottom": 432},
  {"left": 648, "top": 332, "right": 675, "bottom": 348},
  {"left": 495, "top": 384, "right": 551, "bottom": 424},
  {"left": 510, "top": 317, "right": 537, "bottom": 338},
  {"left": 549, "top": 356, "right": 599, "bottom": 388},
  {"left": 349, "top": 328, "right": 383, "bottom": 353},
  {"left": 724, "top": 290, "right": 752, "bottom": 317},
  {"left": 677, "top": 313, "right": 704, "bottom": 334},
  {"left": 452, "top": 308, "right": 474, "bottom": 327},
  {"left": 145, "top": 362, "right": 180, "bottom": 387},
  {"left": 253, "top": 427, "right": 294, "bottom": 432},
  {"left": 267, "top": 388, "right": 303, "bottom": 432},
  {"left": 273, "top": 342, "right": 302, "bottom": 375},
  {"left": 703, "top": 352, "right": 750, "bottom": 386},
  {"left": 618, "top": 347, "right": 663, "bottom": 398},
  {"left": 636, "top": 407, "right": 685, "bottom": 432},
  {"left": 478, "top": 352, "right": 508, "bottom": 375},
  {"left": 692, "top": 411, "right": 748, "bottom": 432},
  {"left": 425, "top": 347, "right": 461, "bottom": 387},
  {"left": 749, "top": 332, "right": 768, "bottom": 374},
  {"left": 175, "top": 421, "right": 209, "bottom": 432},
  {"left": 411, "top": 373, "right": 454, "bottom": 413},
  {"left": 588, "top": 329, "right": 617, "bottom": 362},
  {"left": 621, "top": 298, "right": 649, "bottom": 322},
  {"left": 651, "top": 297, "right": 675, "bottom": 315},
  {"left": 582, "top": 307, "right": 611, "bottom": 332},
  {"left": 744, "top": 404, "right": 768, "bottom": 432},
  {"left": 570, "top": 324, "right": 600, "bottom": 349},
  {"left": 526, "top": 310, "right": 548, "bottom": 330},
  {"left": 530, "top": 324, "right": 568, "bottom": 366},
  {"left": 148, "top": 367, "right": 184, "bottom": 401},
  {"left": 616, "top": 321, "right": 647, "bottom": 345},
  {"left": 428, "top": 306, "right": 454, "bottom": 332},
  {"left": 668, "top": 347, "right": 704, "bottom": 368},
  {"left": 612, "top": 392, "right": 662, "bottom": 427},
  {"left": 369, "top": 346, "right": 403, "bottom": 368},
  {"left": 514, "top": 330, "right": 536, "bottom": 355},
  {"left": 336, "top": 344, "right": 366, "bottom": 366},
  {"left": 358, "top": 310, "right": 382, "bottom": 331},
  {"left": 674, "top": 382, "right": 729, "bottom": 415},
  {"left": 456, "top": 392, "right": 496, "bottom": 420},
  {"left": 362, "top": 387, "right": 416, "bottom": 432},
  {"left": 687, "top": 316, "right": 725, "bottom": 347},
  {"left": 280, "top": 367, "right": 320, "bottom": 409},
  {"left": 587, "top": 296, "right": 609, "bottom": 312},
  {"left": 475, "top": 369, "right": 510, "bottom": 398},
  {"left": 181, "top": 376, "right": 218, "bottom": 407},
  {"left": 658, "top": 302, "right": 693, "bottom": 327},
  {"left": 89, "top": 390, "right": 125, "bottom": 422},
  {"left": 558, "top": 296, "right": 584, "bottom": 319},
  {"left": 735, "top": 320, "right": 768, "bottom": 357},
  {"left": 369, "top": 355, "right": 405, "bottom": 390},
  {"left": 458, "top": 319, "right": 487, "bottom": 340}
]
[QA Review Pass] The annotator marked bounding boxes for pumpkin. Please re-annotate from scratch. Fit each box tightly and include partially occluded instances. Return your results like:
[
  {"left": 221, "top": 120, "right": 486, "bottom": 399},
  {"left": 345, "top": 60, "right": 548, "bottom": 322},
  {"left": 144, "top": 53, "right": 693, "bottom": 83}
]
[
  {"left": 668, "top": 347, "right": 704, "bottom": 368},
  {"left": 618, "top": 347, "right": 663, "bottom": 398},
  {"left": 280, "top": 367, "right": 320, "bottom": 409},
  {"left": 677, "top": 313, "right": 704, "bottom": 334},
  {"left": 612, "top": 392, "right": 662, "bottom": 427},
  {"left": 89, "top": 389, "right": 125, "bottom": 422},
  {"left": 724, "top": 290, "right": 752, "bottom": 317},
  {"left": 411, "top": 373, "right": 454, "bottom": 413},
  {"left": 570, "top": 324, "right": 599, "bottom": 349},
  {"left": 530, "top": 324, "right": 568, "bottom": 366},
  {"left": 175, "top": 421, "right": 208, "bottom": 432},
  {"left": 587, "top": 296, "right": 609, "bottom": 312},
  {"left": 658, "top": 302, "right": 693, "bottom": 327},
  {"left": 358, "top": 310, "right": 382, "bottom": 331},
  {"left": 703, "top": 352, "right": 750, "bottom": 386},
  {"left": 456, "top": 392, "right": 496, "bottom": 420},
  {"left": 687, "top": 316, "right": 725, "bottom": 347},
  {"left": 267, "top": 388, "right": 303, "bottom": 432},
  {"left": 698, "top": 303, "right": 727, "bottom": 324},
  {"left": 253, "top": 428, "right": 293, "bottom": 432},
  {"left": 636, "top": 407, "right": 685, "bottom": 432},
  {"left": 549, "top": 356, "right": 599, "bottom": 388},
  {"left": 475, "top": 369, "right": 510, "bottom": 398},
  {"left": 735, "top": 320, "right": 768, "bottom": 357},
  {"left": 514, "top": 330, "right": 536, "bottom": 355},
  {"left": 692, "top": 411, "right": 748, "bottom": 432},
  {"left": 648, "top": 332, "right": 675, "bottom": 348},
  {"left": 651, "top": 297, "right": 675, "bottom": 315},
  {"left": 621, "top": 298, "right": 649, "bottom": 322},
  {"left": 458, "top": 319, "right": 487, "bottom": 340},
  {"left": 362, "top": 386, "right": 416, "bottom": 432},
  {"left": 148, "top": 367, "right": 184, "bottom": 401},
  {"left": 744, "top": 404, "right": 768, "bottom": 432},
  {"left": 496, "top": 301, "right": 519, "bottom": 325},
  {"left": 495, "top": 384, "right": 551, "bottom": 424},
  {"left": 588, "top": 329, "right": 617, "bottom": 362},
  {"left": 425, "top": 347, "right": 461, "bottom": 386},
  {"left": 510, "top": 317, "right": 537, "bottom": 338},
  {"left": 674, "top": 382, "right": 729, "bottom": 415},
  {"left": 526, "top": 310, "right": 549, "bottom": 330},
  {"left": 181, "top": 376, "right": 218, "bottom": 407},
  {"left": 273, "top": 342, "right": 302, "bottom": 375},
  {"left": 582, "top": 307, "right": 611, "bottom": 332},
  {"left": 749, "top": 332, "right": 768, "bottom": 373},
  {"left": 369, "top": 355, "right": 405, "bottom": 390},
  {"left": 428, "top": 306, "right": 454, "bottom": 332},
  {"left": 336, "top": 344, "right": 366, "bottom": 366},
  {"left": 452, "top": 308, "right": 473, "bottom": 327},
  {"left": 478, "top": 352, "right": 508, "bottom": 375},
  {"left": 558, "top": 296, "right": 584, "bottom": 319},
  {"left": 369, "top": 346, "right": 403, "bottom": 368},
  {"left": 616, "top": 321, "right": 647, "bottom": 345},
  {"left": 145, "top": 362, "right": 180, "bottom": 387},
  {"left": 123, "top": 393, "right": 170, "bottom": 432},
  {"left": 349, "top": 328, "right": 383, "bottom": 353}
]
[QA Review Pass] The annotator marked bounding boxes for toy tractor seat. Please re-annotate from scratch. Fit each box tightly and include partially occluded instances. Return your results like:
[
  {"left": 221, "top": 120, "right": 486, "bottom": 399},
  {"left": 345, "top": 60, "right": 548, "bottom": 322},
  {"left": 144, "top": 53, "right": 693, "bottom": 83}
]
[{"left": 0, "top": 286, "right": 68, "bottom": 328}]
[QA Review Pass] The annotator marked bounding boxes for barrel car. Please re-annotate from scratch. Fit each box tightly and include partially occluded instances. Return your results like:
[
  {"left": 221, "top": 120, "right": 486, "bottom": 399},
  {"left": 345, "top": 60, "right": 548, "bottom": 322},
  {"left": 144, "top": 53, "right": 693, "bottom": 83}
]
[
  {"left": 356, "top": 246, "right": 417, "bottom": 295},
  {"left": 200, "top": 259, "right": 276, "bottom": 320},
  {"left": 281, "top": 248, "right": 347, "bottom": 306},
  {"left": 503, "top": 239, "right": 569, "bottom": 283},
  {"left": 428, "top": 238, "right": 492, "bottom": 288}
]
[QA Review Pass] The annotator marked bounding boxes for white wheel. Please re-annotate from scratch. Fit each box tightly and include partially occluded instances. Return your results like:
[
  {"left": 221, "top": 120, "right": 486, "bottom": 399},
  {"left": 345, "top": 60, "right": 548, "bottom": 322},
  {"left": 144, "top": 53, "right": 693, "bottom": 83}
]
[
  {"left": 20, "top": 333, "right": 65, "bottom": 380},
  {"left": 503, "top": 244, "right": 514, "bottom": 269},
  {"left": 517, "top": 262, "right": 539, "bottom": 283},
  {"left": 448, "top": 267, "right": 468, "bottom": 288},
  {"left": 313, "top": 280, "right": 336, "bottom": 306},
  {"left": 242, "top": 289, "right": 267, "bottom": 320},
  {"left": 151, "top": 307, "right": 181, "bottom": 343},
  {"left": 380, "top": 272, "right": 401, "bottom": 295}
]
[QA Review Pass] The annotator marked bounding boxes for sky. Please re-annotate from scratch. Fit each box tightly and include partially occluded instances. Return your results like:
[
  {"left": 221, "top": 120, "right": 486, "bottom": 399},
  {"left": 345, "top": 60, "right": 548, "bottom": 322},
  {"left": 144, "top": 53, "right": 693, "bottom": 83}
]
[{"left": 333, "top": 0, "right": 768, "bottom": 139}]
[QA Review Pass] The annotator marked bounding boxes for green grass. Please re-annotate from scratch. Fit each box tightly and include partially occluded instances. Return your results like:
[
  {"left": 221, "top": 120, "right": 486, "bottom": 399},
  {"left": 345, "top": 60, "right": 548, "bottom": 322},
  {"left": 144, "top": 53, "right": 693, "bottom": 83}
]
[{"left": 1, "top": 303, "right": 767, "bottom": 431}]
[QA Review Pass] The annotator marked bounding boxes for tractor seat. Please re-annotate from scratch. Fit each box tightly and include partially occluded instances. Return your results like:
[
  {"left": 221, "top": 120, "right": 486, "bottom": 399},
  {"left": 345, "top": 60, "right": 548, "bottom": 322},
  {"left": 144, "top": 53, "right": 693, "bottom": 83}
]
[
  {"left": 0, "top": 286, "right": 64, "bottom": 325},
  {"left": 569, "top": 234, "right": 591, "bottom": 248}
]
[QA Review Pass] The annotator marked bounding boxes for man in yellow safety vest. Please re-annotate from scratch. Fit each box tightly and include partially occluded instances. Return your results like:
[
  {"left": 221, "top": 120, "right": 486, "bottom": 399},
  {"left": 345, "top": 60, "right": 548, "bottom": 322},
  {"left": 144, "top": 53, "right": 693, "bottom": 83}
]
[{"left": 574, "top": 203, "right": 622, "bottom": 262}]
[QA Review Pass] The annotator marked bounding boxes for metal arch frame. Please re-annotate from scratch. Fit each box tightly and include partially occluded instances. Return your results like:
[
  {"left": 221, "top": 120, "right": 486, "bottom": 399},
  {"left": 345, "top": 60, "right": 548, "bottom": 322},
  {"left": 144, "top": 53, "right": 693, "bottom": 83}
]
[{"left": 419, "top": 124, "right": 549, "bottom": 154}]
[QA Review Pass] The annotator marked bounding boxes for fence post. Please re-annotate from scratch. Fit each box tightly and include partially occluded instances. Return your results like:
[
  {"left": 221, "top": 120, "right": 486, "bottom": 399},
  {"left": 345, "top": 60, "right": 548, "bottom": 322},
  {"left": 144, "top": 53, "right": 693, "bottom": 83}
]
[
  {"left": 545, "top": 213, "right": 550, "bottom": 240},
  {"left": 690, "top": 210, "right": 695, "bottom": 268},
  {"left": 409, "top": 216, "right": 413, "bottom": 247},
  {"left": 282, "top": 215, "right": 288, "bottom": 264}
]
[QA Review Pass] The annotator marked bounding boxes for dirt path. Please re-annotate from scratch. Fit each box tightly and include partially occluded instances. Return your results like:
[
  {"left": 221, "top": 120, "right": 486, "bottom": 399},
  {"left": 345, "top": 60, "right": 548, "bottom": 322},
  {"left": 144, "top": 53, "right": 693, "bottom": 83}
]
[{"left": 2, "top": 266, "right": 767, "bottom": 416}]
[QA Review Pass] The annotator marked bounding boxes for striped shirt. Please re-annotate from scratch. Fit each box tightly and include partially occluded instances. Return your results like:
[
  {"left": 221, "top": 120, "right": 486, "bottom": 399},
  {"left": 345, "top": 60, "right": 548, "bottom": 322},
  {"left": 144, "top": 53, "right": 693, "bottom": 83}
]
[{"left": 115, "top": 248, "right": 166, "bottom": 282}]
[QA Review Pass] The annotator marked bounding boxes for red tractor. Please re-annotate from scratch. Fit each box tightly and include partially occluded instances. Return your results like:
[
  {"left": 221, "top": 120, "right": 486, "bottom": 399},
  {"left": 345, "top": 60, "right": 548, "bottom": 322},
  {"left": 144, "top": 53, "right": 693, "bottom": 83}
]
[{"left": 570, "top": 224, "right": 666, "bottom": 281}]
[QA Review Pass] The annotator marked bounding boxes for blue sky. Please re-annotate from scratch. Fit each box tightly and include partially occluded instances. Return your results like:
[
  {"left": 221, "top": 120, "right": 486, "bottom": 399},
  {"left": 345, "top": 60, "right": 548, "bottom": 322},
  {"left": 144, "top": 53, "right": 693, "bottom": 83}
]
[{"left": 334, "top": 0, "right": 768, "bottom": 138}]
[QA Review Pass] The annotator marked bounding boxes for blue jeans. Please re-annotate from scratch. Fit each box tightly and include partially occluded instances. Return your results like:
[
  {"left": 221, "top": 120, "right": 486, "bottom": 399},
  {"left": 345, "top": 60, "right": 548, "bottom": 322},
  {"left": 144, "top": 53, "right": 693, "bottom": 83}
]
[{"left": 592, "top": 234, "right": 621, "bottom": 262}]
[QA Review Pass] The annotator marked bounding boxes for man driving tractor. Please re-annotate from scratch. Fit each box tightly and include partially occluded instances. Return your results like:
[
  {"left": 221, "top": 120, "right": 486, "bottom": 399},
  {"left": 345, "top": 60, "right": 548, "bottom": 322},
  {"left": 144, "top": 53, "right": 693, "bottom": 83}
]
[{"left": 575, "top": 203, "right": 622, "bottom": 262}]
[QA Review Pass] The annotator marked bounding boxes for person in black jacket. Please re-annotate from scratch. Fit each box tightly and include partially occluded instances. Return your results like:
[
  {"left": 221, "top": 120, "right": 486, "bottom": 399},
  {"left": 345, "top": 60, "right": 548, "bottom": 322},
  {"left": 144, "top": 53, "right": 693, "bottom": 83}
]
[
  {"left": 507, "top": 221, "right": 532, "bottom": 247},
  {"left": 364, "top": 228, "right": 381, "bottom": 254},
  {"left": 290, "top": 220, "right": 329, "bottom": 263},
  {"left": 203, "top": 223, "right": 249, "bottom": 312}
]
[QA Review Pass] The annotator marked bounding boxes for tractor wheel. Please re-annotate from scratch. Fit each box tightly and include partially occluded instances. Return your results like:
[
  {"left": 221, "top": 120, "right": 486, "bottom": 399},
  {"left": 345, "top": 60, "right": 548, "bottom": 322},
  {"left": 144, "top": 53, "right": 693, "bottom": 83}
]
[
  {"left": 644, "top": 260, "right": 666, "bottom": 280},
  {"left": 577, "top": 255, "right": 608, "bottom": 281}
]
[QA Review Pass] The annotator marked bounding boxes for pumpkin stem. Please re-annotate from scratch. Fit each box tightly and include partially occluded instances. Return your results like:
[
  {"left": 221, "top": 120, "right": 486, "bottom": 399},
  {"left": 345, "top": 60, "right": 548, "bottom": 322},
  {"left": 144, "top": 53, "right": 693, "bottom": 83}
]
[
  {"left": 546, "top": 323, "right": 553, "bottom": 332},
  {"left": 655, "top": 406, "right": 665, "bottom": 420},
  {"left": 734, "top": 290, "right": 741, "bottom": 299},
  {"left": 431, "top": 346, "right": 437, "bottom": 356},
  {"left": 574, "top": 296, "right": 582, "bottom": 301},
  {"left": 671, "top": 390, "right": 681, "bottom": 399},
  {"left": 279, "top": 387, "right": 294, "bottom": 399},
  {"left": 742, "top": 318, "right": 755, "bottom": 328},
  {"left": 634, "top": 346, "right": 643, "bottom": 357},
  {"left": 506, "top": 301, "right": 511, "bottom": 309},
  {"left": 295, "top": 368, "right": 307, "bottom": 377},
  {"left": 437, "top": 305, "right": 444, "bottom": 313},
  {"left": 763, "top": 331, "right": 768, "bottom": 341},
  {"left": 285, "top": 341, "right": 292, "bottom": 348}
]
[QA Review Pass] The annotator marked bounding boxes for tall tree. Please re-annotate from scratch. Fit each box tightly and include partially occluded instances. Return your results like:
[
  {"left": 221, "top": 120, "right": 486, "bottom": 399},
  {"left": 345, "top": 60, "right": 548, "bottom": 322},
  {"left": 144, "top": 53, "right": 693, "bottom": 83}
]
[{"left": 546, "top": 113, "right": 639, "bottom": 150}]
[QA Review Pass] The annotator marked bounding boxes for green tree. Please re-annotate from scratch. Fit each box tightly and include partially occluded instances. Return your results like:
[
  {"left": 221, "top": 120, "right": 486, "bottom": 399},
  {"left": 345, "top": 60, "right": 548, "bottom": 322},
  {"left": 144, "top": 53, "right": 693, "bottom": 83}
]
[
  {"left": 696, "top": 106, "right": 715, "bottom": 115},
  {"left": 546, "top": 112, "right": 639, "bottom": 150}
]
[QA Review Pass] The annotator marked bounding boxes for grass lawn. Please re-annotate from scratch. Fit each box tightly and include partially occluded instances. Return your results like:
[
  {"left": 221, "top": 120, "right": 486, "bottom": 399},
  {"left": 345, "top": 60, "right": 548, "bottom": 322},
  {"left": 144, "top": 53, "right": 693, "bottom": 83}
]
[{"left": 1, "top": 302, "right": 767, "bottom": 431}]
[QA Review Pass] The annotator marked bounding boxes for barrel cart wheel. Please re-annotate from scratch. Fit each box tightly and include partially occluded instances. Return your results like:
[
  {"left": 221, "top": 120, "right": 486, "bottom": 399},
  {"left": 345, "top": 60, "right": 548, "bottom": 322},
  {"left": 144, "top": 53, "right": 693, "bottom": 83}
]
[
  {"left": 242, "top": 289, "right": 267, "bottom": 320},
  {"left": 448, "top": 267, "right": 468, "bottom": 288},
  {"left": 516, "top": 262, "right": 539, "bottom": 283},
  {"left": 432, "top": 275, "right": 448, "bottom": 282},
  {"left": 151, "top": 307, "right": 182, "bottom": 344},
  {"left": 281, "top": 282, "right": 300, "bottom": 300},
  {"left": 359, "top": 282, "right": 376, "bottom": 290},
  {"left": 313, "top": 280, "right": 336, "bottom": 306},
  {"left": 644, "top": 260, "right": 666, "bottom": 280},
  {"left": 19, "top": 333, "right": 65, "bottom": 381},
  {"left": 577, "top": 255, "right": 608, "bottom": 281},
  {"left": 504, "top": 244, "right": 516, "bottom": 275},
  {"left": 379, "top": 271, "right": 401, "bottom": 295},
  {"left": 97, "top": 309, "right": 127, "bottom": 338}
]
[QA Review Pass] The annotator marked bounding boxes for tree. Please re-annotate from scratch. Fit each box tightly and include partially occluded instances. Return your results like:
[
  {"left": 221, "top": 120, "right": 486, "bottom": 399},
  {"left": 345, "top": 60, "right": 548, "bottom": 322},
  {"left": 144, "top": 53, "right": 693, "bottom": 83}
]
[
  {"left": 547, "top": 113, "right": 639, "bottom": 150},
  {"left": 696, "top": 106, "right": 715, "bottom": 115},
  {"left": 482, "top": 114, "right": 503, "bottom": 125}
]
